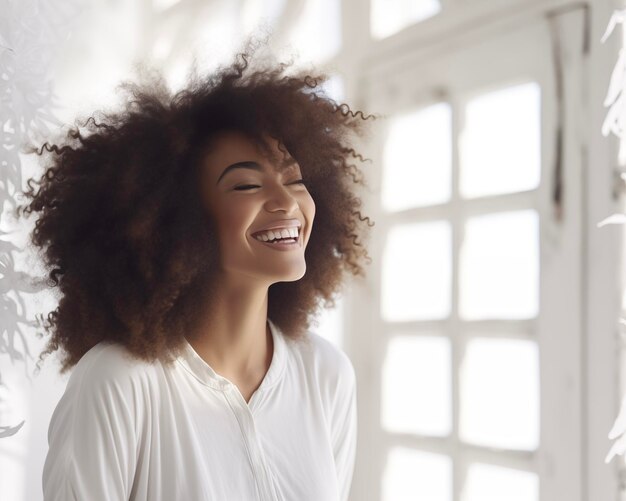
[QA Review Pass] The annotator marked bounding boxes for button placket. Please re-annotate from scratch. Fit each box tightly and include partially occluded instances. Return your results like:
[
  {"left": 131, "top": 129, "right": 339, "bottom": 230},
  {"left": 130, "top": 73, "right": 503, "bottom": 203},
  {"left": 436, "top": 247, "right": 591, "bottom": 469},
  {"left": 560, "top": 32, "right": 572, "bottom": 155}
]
[{"left": 224, "top": 385, "right": 279, "bottom": 501}]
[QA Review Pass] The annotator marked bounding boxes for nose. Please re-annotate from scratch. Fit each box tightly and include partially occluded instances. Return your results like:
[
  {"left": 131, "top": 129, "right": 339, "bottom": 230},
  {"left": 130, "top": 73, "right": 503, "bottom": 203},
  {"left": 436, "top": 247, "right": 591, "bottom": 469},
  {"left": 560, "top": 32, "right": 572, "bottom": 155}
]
[{"left": 264, "top": 178, "right": 299, "bottom": 214}]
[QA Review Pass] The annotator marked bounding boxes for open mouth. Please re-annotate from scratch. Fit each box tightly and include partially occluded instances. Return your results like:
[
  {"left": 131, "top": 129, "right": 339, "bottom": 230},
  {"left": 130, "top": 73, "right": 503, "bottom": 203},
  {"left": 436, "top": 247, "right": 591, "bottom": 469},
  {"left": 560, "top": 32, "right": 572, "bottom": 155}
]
[
  {"left": 252, "top": 227, "right": 300, "bottom": 245},
  {"left": 251, "top": 226, "right": 303, "bottom": 250}
]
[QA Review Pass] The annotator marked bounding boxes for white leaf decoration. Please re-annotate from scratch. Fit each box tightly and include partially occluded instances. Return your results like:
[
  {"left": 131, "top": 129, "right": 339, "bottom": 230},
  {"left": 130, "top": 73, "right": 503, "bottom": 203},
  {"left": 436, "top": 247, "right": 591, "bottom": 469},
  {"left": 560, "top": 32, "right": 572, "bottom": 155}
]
[
  {"left": 601, "top": 9, "right": 626, "bottom": 44},
  {"left": 606, "top": 434, "right": 626, "bottom": 464},
  {"left": 601, "top": 9, "right": 626, "bottom": 141},
  {"left": 596, "top": 213, "right": 626, "bottom": 227},
  {"left": 601, "top": 8, "right": 626, "bottom": 464},
  {"left": 0, "top": 420, "right": 24, "bottom": 438},
  {"left": 602, "top": 92, "right": 626, "bottom": 137},
  {"left": 604, "top": 48, "right": 626, "bottom": 108},
  {"left": 606, "top": 394, "right": 626, "bottom": 462},
  {"left": 0, "top": 0, "right": 84, "bottom": 440}
]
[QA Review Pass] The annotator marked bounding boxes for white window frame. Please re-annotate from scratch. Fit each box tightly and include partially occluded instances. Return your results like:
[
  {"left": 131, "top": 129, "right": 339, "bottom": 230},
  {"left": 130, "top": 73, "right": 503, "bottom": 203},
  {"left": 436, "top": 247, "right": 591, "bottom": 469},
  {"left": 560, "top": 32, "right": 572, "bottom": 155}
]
[{"left": 321, "top": 1, "right": 623, "bottom": 500}]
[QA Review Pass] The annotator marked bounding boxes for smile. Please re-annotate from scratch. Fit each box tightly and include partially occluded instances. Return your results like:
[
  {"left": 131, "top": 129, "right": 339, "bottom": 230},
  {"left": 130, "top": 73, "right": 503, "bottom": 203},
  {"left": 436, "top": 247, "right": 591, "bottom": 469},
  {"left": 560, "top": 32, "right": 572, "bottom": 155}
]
[
  {"left": 252, "top": 228, "right": 302, "bottom": 251},
  {"left": 253, "top": 226, "right": 299, "bottom": 241}
]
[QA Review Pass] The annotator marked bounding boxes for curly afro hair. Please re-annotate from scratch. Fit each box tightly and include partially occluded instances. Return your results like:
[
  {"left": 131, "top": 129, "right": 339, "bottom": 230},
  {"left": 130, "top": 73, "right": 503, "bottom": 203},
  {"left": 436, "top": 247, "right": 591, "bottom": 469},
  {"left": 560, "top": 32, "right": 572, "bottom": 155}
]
[{"left": 15, "top": 38, "right": 377, "bottom": 375}]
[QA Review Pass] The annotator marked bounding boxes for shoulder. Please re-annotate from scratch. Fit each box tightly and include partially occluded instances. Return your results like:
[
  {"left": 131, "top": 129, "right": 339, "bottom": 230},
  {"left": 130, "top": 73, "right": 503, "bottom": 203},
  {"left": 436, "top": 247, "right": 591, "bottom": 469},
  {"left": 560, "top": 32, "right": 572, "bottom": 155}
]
[
  {"left": 60, "top": 341, "right": 158, "bottom": 410},
  {"left": 49, "top": 341, "right": 156, "bottom": 440},
  {"left": 44, "top": 342, "right": 150, "bottom": 499},
  {"left": 306, "top": 332, "right": 356, "bottom": 382},
  {"left": 289, "top": 331, "right": 357, "bottom": 399},
  {"left": 70, "top": 340, "right": 156, "bottom": 387}
]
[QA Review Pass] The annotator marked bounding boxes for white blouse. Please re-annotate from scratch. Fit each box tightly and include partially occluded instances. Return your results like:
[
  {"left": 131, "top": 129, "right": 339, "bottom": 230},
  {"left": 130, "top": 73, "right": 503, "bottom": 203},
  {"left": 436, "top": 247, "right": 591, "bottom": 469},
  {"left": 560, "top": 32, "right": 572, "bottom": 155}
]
[{"left": 42, "top": 318, "right": 357, "bottom": 501}]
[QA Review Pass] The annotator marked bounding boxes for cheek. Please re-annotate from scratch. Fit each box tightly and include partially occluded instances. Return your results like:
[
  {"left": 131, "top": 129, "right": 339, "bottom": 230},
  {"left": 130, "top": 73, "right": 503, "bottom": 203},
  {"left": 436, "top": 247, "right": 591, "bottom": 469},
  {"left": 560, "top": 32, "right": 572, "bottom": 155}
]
[
  {"left": 304, "top": 193, "right": 316, "bottom": 223},
  {"left": 212, "top": 202, "right": 253, "bottom": 239},
  {"left": 229, "top": 214, "right": 253, "bottom": 238}
]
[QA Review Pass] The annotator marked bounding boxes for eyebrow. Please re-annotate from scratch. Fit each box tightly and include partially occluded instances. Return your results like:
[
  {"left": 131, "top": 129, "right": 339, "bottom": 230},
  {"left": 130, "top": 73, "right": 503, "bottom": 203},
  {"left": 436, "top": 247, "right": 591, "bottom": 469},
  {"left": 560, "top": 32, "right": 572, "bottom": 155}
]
[
  {"left": 216, "top": 161, "right": 263, "bottom": 185},
  {"left": 216, "top": 159, "right": 299, "bottom": 185}
]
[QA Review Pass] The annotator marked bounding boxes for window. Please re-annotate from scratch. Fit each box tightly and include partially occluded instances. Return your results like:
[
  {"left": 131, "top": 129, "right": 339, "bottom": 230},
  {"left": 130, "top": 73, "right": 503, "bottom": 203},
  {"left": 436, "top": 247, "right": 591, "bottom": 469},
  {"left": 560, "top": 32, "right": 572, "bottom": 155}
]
[
  {"left": 349, "top": 3, "right": 594, "bottom": 499},
  {"left": 375, "top": 77, "right": 543, "bottom": 499}
]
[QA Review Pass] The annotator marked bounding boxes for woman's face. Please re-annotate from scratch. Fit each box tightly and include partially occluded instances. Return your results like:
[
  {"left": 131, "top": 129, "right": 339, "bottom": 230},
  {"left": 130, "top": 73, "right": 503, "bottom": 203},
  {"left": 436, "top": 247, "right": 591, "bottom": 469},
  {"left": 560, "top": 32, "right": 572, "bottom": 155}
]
[{"left": 199, "top": 130, "right": 316, "bottom": 285}]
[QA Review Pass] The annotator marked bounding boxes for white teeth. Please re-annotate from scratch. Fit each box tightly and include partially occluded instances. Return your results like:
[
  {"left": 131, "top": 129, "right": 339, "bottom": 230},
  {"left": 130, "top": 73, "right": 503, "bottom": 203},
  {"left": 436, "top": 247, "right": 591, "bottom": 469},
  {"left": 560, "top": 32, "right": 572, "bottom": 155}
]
[{"left": 254, "top": 226, "right": 300, "bottom": 242}]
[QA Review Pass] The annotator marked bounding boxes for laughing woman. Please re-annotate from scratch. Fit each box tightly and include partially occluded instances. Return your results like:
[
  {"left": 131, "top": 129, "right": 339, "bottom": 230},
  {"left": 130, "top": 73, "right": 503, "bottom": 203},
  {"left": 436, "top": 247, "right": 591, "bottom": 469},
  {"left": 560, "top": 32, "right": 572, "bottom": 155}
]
[{"left": 19, "top": 38, "right": 376, "bottom": 501}]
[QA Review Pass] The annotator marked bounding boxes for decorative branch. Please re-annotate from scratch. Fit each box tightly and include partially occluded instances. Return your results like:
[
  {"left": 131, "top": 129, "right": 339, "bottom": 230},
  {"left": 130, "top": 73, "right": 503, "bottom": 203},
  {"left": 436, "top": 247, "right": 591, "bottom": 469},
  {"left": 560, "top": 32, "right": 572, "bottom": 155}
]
[
  {"left": 0, "top": 0, "right": 83, "bottom": 438},
  {"left": 599, "top": 7, "right": 626, "bottom": 465}
]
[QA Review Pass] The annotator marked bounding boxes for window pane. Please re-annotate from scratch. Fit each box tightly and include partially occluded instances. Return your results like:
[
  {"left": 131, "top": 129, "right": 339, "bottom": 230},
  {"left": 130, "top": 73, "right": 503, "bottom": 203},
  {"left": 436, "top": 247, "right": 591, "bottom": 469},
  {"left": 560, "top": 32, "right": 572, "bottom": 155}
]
[
  {"left": 460, "top": 210, "right": 539, "bottom": 320},
  {"left": 460, "top": 82, "right": 541, "bottom": 198},
  {"left": 381, "top": 335, "right": 452, "bottom": 436},
  {"left": 382, "top": 103, "right": 452, "bottom": 212},
  {"left": 460, "top": 338, "right": 540, "bottom": 450},
  {"left": 381, "top": 221, "right": 452, "bottom": 321},
  {"left": 286, "top": 0, "right": 341, "bottom": 64},
  {"left": 382, "top": 447, "right": 453, "bottom": 501},
  {"left": 462, "top": 463, "right": 539, "bottom": 501},
  {"left": 371, "top": 0, "right": 441, "bottom": 39}
]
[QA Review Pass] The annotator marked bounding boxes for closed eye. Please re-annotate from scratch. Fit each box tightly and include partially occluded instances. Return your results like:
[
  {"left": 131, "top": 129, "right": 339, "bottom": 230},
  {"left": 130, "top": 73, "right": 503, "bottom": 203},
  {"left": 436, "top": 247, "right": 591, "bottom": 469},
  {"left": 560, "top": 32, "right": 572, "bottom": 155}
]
[{"left": 234, "top": 179, "right": 307, "bottom": 191}]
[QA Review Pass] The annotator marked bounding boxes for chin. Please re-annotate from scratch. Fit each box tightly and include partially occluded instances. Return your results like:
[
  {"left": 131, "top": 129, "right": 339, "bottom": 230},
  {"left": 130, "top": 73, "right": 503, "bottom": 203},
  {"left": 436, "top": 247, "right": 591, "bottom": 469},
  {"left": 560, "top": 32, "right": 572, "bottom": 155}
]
[{"left": 274, "top": 266, "right": 307, "bottom": 283}]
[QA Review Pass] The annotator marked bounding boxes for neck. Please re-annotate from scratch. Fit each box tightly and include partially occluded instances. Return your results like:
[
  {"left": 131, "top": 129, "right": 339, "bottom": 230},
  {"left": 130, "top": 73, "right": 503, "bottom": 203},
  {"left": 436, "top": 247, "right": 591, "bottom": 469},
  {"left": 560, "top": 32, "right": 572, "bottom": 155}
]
[{"left": 185, "top": 272, "right": 272, "bottom": 380}]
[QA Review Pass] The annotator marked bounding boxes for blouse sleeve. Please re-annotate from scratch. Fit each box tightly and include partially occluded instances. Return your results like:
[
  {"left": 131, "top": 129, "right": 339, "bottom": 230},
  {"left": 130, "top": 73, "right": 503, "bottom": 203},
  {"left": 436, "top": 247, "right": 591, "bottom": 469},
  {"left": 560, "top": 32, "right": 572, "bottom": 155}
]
[
  {"left": 330, "top": 352, "right": 358, "bottom": 501},
  {"left": 42, "top": 344, "right": 140, "bottom": 501}
]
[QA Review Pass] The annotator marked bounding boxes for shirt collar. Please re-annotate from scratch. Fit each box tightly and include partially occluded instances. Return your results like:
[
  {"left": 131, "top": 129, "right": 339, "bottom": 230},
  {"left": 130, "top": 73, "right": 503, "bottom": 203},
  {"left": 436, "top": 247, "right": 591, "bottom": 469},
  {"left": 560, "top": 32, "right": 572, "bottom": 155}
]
[{"left": 175, "top": 318, "right": 287, "bottom": 391}]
